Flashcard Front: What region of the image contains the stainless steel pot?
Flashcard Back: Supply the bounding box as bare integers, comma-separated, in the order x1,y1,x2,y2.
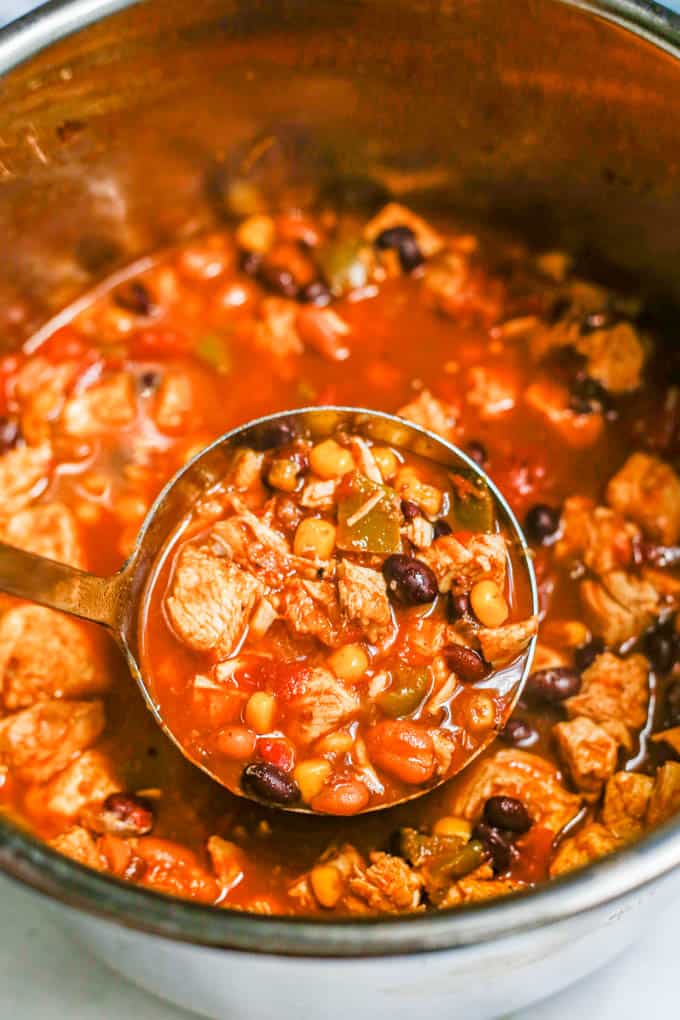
0,1,679,1016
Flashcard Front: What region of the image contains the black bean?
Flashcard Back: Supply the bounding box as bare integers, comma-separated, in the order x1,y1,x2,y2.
580,310,615,335
525,667,581,704
400,499,421,522
382,554,438,605
466,440,488,467
641,544,680,570
114,280,154,316
448,593,471,621
499,718,538,747
573,637,605,673
433,519,452,540
239,250,262,276
524,503,561,545
483,795,531,834
138,370,161,395
645,624,679,675
249,420,299,452
568,375,614,417
0,416,21,453
665,680,680,727
241,762,300,805
374,225,424,272
443,643,488,682
298,280,332,306
259,262,299,298
547,295,571,324
472,822,516,874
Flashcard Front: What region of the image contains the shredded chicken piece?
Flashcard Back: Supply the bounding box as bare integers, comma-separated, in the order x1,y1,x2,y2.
420,532,507,594
553,716,619,800
337,559,393,643
0,443,52,512
397,389,458,441
345,852,423,914
564,652,649,751
606,452,680,545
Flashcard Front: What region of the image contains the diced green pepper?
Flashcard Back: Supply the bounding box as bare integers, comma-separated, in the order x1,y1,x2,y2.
195,333,232,374
318,237,369,296
377,667,431,718
425,840,485,904
450,470,495,532
398,827,466,868
336,473,402,554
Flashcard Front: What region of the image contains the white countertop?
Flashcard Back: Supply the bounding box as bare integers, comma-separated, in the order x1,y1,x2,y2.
1,1,679,1016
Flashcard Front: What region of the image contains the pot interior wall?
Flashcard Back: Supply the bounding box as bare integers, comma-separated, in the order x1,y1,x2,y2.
0,0,679,338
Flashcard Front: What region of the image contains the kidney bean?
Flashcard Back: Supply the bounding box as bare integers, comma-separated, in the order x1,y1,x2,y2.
466,440,488,467
573,637,605,673
365,720,436,785
499,718,538,747
472,822,516,874
448,592,472,621
483,795,531,834
383,554,438,605
114,279,155,316
241,762,300,805
525,667,581,704
524,503,561,544
443,643,489,682
400,499,421,521
311,779,370,815
249,420,299,451
374,225,423,272
99,793,154,837
433,519,452,540
259,263,298,298
215,725,257,759
239,250,262,276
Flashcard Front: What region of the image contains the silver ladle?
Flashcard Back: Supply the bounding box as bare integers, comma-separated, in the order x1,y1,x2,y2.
0,407,538,813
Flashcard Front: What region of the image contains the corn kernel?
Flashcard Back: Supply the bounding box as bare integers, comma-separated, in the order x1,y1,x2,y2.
470,579,509,628
433,816,472,839
236,214,275,254
309,439,354,480
294,758,332,802
293,517,336,559
394,465,442,516
464,691,497,733
244,692,276,734
542,619,591,648
267,458,299,492
328,643,369,682
310,864,344,908
372,446,399,481
315,730,354,754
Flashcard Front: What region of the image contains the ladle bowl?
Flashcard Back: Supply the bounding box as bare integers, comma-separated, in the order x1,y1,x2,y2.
0,407,538,813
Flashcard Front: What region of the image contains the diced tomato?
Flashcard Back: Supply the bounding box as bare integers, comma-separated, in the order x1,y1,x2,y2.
257,737,295,773
512,825,555,883
39,325,89,362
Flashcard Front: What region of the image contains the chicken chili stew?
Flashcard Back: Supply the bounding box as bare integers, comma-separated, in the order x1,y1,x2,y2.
0,200,678,915
140,419,536,813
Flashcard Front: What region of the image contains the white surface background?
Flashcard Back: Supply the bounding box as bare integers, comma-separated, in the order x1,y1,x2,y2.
1,0,680,1016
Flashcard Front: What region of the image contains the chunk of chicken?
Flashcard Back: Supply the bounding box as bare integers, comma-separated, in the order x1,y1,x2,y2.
0,443,52,512
284,667,360,744
166,544,262,658
280,579,344,648
556,497,639,575
15,358,80,445
212,507,330,586
0,699,106,783
0,502,85,567
606,452,680,545
61,372,137,436
153,372,195,434
50,826,103,870
420,532,507,595
437,862,524,908
524,378,604,449
345,852,423,914
477,616,538,666
564,652,649,751
253,297,303,358
575,322,646,394
397,389,458,441
44,750,120,819
553,716,619,800
466,365,516,419
580,572,660,646
450,748,582,834
337,560,393,643
647,761,680,827
0,606,107,710
601,771,654,840
549,823,620,877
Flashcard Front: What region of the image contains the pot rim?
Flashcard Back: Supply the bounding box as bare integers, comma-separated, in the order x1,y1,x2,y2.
0,0,679,959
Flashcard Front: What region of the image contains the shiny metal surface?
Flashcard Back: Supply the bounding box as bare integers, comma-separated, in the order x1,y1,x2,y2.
0,0,678,980
0,407,539,811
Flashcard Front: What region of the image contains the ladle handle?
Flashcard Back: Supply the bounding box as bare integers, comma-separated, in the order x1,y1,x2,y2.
0,542,122,629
